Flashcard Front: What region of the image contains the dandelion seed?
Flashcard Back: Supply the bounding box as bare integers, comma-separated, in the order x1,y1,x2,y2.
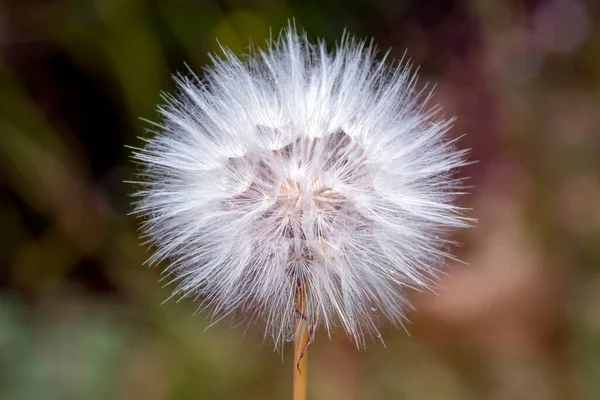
131,24,471,351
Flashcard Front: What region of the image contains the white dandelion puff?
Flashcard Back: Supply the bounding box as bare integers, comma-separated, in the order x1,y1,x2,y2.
131,25,471,348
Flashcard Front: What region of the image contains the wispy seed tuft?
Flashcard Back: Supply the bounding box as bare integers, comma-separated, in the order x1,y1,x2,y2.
131,25,471,348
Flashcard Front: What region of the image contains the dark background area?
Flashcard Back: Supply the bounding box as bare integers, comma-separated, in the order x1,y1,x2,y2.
1,0,599,399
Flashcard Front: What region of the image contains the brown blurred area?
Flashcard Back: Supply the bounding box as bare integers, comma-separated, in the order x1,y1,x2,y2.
1,1,599,399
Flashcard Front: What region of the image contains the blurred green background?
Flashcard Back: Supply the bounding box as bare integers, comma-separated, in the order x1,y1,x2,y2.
1,0,599,399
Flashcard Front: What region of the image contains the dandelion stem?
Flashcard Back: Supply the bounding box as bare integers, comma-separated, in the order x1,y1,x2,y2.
293,289,309,400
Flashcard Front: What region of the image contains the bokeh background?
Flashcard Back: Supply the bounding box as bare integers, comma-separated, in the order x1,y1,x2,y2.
1,0,599,399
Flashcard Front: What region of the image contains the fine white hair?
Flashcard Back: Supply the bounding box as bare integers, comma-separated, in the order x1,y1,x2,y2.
132,25,470,348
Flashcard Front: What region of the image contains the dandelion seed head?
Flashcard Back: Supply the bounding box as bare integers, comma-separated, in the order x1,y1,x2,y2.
132,25,471,348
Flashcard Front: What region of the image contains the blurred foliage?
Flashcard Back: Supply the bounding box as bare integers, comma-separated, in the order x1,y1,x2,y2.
1,0,600,399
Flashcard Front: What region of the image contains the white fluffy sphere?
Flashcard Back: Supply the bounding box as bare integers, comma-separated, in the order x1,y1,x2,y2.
132,26,470,347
